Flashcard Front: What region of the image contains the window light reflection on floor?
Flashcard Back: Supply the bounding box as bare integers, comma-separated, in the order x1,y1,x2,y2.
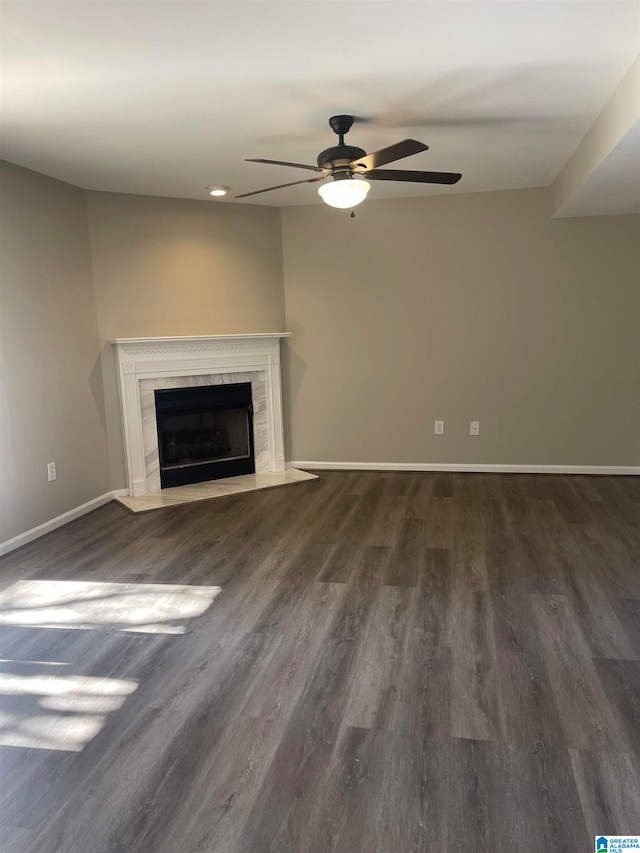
0,580,222,751
0,669,138,751
0,580,223,634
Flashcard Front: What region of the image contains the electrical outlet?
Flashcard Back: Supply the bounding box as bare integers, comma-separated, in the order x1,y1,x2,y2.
47,462,56,482
470,421,480,436
434,420,445,435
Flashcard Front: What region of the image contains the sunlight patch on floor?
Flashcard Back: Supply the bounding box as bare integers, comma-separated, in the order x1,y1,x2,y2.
0,580,223,633
0,580,223,750
0,667,138,751
0,659,69,667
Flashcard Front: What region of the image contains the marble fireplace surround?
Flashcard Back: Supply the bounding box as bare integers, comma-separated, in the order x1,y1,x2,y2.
111,334,291,498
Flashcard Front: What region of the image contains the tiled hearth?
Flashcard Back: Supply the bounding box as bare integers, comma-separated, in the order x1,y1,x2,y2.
116,468,317,513
111,334,316,511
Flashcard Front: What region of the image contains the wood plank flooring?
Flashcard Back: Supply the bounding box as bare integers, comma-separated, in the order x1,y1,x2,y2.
0,471,638,852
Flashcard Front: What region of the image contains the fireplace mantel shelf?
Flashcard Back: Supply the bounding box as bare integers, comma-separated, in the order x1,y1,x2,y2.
109,333,291,345
111,333,291,498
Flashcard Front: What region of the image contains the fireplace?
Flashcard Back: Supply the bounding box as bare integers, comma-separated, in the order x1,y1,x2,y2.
111,334,290,497
154,382,255,488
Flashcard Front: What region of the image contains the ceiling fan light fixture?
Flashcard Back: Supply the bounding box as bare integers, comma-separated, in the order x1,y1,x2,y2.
318,177,370,209
240,115,460,201
207,185,230,197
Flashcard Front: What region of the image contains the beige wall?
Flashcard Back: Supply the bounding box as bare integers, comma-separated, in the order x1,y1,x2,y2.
0,161,110,543
282,188,640,467
85,191,285,488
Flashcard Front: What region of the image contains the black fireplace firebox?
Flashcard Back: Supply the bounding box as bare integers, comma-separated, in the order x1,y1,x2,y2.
154,383,255,488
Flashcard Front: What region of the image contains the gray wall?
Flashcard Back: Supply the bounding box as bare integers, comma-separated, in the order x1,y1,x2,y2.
0,161,110,543
281,188,640,466
85,191,286,488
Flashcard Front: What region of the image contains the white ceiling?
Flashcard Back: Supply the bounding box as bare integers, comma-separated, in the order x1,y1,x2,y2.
1,1,638,206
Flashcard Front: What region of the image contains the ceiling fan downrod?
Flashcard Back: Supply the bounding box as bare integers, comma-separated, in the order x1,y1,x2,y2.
328,114,354,145
317,116,367,172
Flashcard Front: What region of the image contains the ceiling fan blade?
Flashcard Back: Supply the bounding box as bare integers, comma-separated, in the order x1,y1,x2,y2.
235,176,326,199
352,113,561,129
246,158,323,172
349,139,428,172
366,169,462,185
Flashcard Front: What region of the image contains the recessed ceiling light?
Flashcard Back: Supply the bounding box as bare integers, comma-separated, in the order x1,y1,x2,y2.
207,185,230,197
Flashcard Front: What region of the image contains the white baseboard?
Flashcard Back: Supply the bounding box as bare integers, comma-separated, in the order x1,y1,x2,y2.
0,489,130,558
289,461,640,476
4,461,637,559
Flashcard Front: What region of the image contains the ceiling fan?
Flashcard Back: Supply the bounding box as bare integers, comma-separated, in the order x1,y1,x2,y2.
235,114,462,209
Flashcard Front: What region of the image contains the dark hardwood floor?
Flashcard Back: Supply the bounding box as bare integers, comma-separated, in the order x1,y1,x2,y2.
0,471,638,852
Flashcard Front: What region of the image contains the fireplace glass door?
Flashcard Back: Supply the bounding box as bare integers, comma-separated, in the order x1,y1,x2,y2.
154,383,255,488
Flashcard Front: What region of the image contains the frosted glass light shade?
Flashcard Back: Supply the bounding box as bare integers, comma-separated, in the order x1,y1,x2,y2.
318,178,370,209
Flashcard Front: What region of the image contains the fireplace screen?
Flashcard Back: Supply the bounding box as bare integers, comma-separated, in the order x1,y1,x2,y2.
154,383,255,488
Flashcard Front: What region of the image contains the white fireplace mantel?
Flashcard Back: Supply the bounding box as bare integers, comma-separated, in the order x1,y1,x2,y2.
110,334,291,497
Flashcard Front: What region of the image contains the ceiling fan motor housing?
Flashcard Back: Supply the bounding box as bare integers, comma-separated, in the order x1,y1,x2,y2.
317,145,367,171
